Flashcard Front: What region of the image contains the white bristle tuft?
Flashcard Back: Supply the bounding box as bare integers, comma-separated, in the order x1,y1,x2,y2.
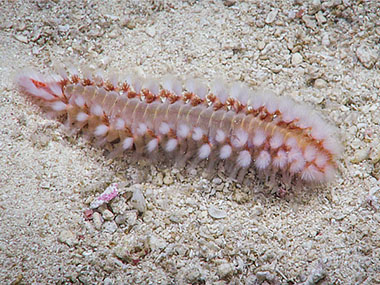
165,138,178,152
237,150,251,168
114,118,125,130
94,124,109,137
126,74,143,93
109,73,119,88
76,112,89,122
147,138,159,152
269,132,284,149
143,78,160,95
220,144,232,159
215,129,226,143
17,74,55,100
255,150,271,170
273,149,288,169
49,82,63,98
278,97,293,114
230,83,249,105
82,66,93,81
210,79,228,103
289,157,306,174
287,147,303,162
301,164,323,181
137,123,148,135
285,137,298,148
304,145,317,162
163,75,182,96
159,122,170,135
192,127,203,141
252,129,267,147
185,78,208,99
248,91,264,110
94,69,104,85
74,96,85,107
177,124,190,139
53,63,68,80
198,144,211,159
91,104,103,116
315,153,328,168
122,137,134,150
50,101,67,111
231,129,248,148
323,137,342,156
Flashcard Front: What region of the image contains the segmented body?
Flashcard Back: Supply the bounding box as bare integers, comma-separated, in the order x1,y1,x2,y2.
16,67,341,185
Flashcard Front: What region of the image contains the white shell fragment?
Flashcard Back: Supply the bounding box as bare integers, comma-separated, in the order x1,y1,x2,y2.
208,206,227,219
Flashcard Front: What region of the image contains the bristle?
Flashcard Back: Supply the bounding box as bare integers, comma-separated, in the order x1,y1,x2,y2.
143,78,160,95
114,118,125,130
136,123,148,135
147,138,159,152
185,78,208,99
94,124,109,137
74,96,85,108
76,112,89,122
220,144,232,159
304,145,317,162
163,75,182,96
177,124,190,139
273,149,288,169
269,132,284,149
159,122,170,135
252,129,267,147
255,150,271,170
215,129,226,143
122,137,134,150
198,144,211,159
50,101,67,111
192,127,203,141
231,129,248,148
91,105,103,117
165,138,178,152
237,150,251,168
210,79,228,103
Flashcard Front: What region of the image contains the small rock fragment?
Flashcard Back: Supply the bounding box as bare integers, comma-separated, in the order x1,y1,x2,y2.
302,15,317,30
305,264,326,285
208,206,227,219
314,78,327,89
356,45,378,69
351,149,369,164
130,187,147,213
58,230,78,247
14,34,28,43
217,262,233,278
291,52,303,65
163,173,174,185
102,209,114,221
265,9,279,24
148,235,167,251
223,0,236,7
316,11,327,24
103,221,118,233
93,212,103,230
145,26,156,37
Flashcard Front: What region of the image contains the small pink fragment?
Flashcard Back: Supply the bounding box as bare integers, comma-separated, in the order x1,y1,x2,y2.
90,183,119,209
84,209,94,220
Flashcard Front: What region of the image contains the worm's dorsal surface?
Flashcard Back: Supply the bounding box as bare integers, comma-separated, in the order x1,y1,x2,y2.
16,67,341,186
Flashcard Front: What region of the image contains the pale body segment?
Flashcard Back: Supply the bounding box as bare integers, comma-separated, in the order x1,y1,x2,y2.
16,68,341,185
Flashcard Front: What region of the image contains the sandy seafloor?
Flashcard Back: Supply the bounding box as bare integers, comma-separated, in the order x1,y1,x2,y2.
0,0,379,284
